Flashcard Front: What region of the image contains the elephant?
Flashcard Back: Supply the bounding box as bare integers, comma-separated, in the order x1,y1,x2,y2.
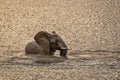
31,31,68,57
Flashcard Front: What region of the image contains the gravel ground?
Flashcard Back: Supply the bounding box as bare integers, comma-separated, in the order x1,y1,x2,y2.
0,51,120,80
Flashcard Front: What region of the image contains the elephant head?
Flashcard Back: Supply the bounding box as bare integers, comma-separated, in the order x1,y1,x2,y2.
34,31,68,57
50,31,68,56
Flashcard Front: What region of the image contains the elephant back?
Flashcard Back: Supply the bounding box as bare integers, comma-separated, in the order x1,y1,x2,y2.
25,41,43,54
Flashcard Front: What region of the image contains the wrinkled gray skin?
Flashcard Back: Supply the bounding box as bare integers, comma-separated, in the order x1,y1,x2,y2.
25,31,68,57
25,41,43,54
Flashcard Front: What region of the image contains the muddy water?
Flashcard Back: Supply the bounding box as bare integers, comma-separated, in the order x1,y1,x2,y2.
0,51,119,66
0,51,120,80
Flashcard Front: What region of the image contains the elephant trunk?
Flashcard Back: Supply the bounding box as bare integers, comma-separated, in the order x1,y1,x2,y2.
60,48,68,57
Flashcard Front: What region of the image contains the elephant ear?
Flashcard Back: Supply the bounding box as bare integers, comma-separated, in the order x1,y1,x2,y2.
38,38,50,55
34,31,52,55
34,31,52,44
